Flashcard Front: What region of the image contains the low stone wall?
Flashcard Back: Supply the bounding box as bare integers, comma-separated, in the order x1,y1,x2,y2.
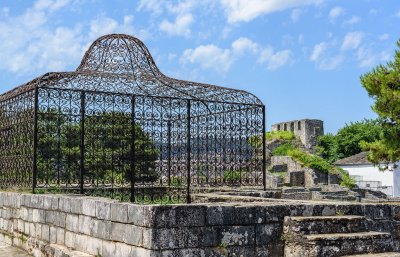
1,192,400,257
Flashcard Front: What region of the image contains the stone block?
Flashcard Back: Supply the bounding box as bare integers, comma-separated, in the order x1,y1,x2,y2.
50,226,57,243
206,205,235,226
70,197,83,214
335,204,363,216
90,219,111,240
233,205,266,225
102,240,117,257
56,227,65,245
82,236,103,256
41,224,50,242
114,242,133,257
96,200,111,220
32,209,46,223
78,215,92,235
255,223,282,246
66,214,79,232
111,202,128,223
392,205,400,221
110,222,143,246
127,204,153,227
204,226,255,247
59,197,71,213
81,198,96,217
364,204,392,220
148,205,206,228
65,230,75,248
43,195,59,210
145,227,205,250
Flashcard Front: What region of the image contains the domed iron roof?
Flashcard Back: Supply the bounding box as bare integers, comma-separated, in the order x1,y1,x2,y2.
0,34,263,106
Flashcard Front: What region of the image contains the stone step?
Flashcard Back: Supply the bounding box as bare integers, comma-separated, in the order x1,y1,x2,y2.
284,231,393,257
342,253,400,257
284,215,367,235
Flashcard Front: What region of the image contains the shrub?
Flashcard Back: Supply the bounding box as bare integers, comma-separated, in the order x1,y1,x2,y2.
272,143,296,156
223,170,241,182
265,130,296,141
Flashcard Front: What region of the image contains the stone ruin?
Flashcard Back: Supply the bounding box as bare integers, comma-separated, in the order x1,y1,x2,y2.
271,119,324,151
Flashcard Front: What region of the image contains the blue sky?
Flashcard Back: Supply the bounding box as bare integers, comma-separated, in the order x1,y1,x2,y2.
0,0,399,133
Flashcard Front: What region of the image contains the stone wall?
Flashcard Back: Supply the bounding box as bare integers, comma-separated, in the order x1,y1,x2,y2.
1,192,400,257
271,119,324,150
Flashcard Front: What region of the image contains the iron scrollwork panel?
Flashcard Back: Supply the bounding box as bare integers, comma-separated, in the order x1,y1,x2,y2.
0,90,35,188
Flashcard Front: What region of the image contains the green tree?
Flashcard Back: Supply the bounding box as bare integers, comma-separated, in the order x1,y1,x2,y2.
360,39,400,166
317,119,382,163
37,110,159,186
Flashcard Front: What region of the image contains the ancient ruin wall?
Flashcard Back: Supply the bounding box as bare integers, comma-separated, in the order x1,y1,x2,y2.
271,119,324,149
0,192,400,256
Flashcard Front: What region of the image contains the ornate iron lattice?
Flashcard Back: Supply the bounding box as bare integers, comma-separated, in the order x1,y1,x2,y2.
0,34,266,203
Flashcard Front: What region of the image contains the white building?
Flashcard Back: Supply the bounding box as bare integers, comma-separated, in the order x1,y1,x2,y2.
335,151,400,197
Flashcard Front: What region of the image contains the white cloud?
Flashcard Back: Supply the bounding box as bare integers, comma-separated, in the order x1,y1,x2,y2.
329,6,345,22
160,13,194,37
181,37,290,72
291,8,302,22
357,47,391,68
181,37,260,72
137,0,164,15
181,44,233,72
341,32,364,51
310,41,343,70
231,37,259,54
258,47,293,70
343,16,360,25
310,42,327,61
318,55,343,70
0,0,141,75
220,0,323,23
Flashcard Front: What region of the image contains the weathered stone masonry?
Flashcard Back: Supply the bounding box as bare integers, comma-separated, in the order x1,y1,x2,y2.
1,192,400,256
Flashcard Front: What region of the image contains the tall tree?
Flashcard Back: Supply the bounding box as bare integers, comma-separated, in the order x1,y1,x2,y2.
360,40,400,166
317,119,382,163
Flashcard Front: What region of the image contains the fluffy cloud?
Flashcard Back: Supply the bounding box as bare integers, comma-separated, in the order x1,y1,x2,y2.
310,42,327,62
181,37,291,72
328,6,345,22
357,47,391,68
341,32,364,51
220,0,323,23
0,0,139,75
343,16,360,25
231,37,259,54
137,0,164,15
318,55,343,70
160,13,194,37
181,44,233,72
310,42,343,70
258,47,293,70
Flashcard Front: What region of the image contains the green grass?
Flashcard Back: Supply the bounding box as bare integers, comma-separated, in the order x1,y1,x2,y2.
265,130,296,141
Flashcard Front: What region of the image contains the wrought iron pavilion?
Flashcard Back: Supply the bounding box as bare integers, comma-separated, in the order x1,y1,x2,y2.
0,34,266,203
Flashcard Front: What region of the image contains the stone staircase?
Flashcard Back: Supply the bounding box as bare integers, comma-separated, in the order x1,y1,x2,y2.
283,215,398,257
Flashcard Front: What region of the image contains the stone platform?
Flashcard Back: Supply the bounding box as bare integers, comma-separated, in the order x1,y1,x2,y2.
0,192,400,256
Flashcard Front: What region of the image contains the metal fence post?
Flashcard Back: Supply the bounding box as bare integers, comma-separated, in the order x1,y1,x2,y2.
79,91,85,195
186,100,191,203
32,87,39,194
262,105,266,191
130,95,136,202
